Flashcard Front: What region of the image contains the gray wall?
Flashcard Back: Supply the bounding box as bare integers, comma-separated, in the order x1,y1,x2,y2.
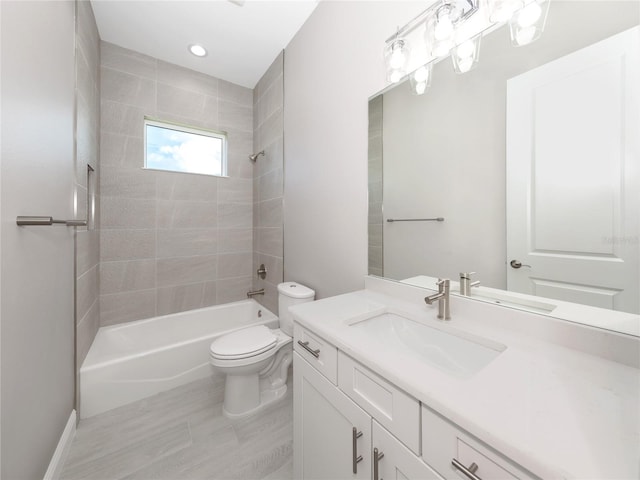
99,42,255,326
252,52,285,314
75,0,101,371
1,1,76,478
283,1,426,298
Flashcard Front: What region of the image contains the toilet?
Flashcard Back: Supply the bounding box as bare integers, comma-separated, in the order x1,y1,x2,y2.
209,282,315,418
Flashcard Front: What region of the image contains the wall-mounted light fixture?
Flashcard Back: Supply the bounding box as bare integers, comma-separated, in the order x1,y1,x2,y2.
384,0,551,94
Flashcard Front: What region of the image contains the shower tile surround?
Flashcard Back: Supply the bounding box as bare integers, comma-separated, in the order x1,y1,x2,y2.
75,0,101,365
252,52,285,314
99,42,264,326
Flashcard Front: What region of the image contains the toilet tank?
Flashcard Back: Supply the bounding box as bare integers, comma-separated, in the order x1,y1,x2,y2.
278,282,315,336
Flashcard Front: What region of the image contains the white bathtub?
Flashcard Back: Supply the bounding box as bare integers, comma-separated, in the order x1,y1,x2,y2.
80,299,278,418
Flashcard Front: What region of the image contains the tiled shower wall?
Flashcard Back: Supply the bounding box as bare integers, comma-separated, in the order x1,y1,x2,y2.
75,0,101,364
252,53,285,314
99,42,254,326
368,94,383,277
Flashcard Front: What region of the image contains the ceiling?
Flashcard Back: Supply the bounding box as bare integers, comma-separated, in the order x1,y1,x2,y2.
90,0,319,89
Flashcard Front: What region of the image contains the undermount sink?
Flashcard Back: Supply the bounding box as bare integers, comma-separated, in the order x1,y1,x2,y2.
349,312,505,378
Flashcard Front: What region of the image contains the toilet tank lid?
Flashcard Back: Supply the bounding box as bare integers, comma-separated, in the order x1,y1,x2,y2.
278,282,315,299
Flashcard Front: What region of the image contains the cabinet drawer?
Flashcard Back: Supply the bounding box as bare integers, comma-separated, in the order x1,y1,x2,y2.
338,351,420,455
294,323,338,384
422,406,537,480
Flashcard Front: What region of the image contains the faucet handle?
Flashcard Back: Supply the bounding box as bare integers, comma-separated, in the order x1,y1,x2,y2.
459,272,476,280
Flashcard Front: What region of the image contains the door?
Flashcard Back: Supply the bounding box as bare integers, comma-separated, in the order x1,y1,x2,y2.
294,353,372,480
1,1,76,478
506,26,639,313
372,421,443,480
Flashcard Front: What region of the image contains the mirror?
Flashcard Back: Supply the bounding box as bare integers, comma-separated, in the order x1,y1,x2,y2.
368,1,640,335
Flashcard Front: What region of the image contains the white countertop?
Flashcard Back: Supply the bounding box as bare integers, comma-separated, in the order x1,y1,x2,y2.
290,280,640,480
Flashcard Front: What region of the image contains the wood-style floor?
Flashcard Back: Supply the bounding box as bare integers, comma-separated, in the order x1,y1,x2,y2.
61,376,293,480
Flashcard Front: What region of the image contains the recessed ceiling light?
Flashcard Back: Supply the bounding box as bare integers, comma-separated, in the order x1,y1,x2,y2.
189,44,207,57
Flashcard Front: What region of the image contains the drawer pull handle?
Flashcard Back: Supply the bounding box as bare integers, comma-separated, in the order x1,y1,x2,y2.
452,459,482,480
352,427,363,473
297,340,320,358
373,447,384,480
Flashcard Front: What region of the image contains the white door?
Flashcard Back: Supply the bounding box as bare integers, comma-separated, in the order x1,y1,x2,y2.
293,353,372,480
506,26,639,314
1,1,76,477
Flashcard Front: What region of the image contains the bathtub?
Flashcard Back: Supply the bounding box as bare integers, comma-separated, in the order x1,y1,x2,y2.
80,299,278,418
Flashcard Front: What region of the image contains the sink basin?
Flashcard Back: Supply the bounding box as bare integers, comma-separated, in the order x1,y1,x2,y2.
350,312,505,378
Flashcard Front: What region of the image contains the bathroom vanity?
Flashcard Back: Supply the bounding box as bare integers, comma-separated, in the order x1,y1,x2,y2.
291,276,639,479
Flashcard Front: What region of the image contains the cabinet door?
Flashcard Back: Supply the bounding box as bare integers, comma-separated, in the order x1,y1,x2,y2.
294,352,372,480
373,421,443,480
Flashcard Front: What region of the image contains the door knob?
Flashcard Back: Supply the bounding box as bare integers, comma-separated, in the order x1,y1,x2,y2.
510,259,531,269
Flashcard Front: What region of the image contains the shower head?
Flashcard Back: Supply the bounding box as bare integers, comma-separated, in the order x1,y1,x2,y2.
249,150,265,162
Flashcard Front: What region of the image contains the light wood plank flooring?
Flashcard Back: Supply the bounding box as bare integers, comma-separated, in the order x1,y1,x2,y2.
61,376,293,480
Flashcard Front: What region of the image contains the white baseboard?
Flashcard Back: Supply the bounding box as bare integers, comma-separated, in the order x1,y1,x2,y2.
43,409,76,480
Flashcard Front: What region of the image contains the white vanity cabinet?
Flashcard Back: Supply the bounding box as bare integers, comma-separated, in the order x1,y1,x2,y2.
294,325,542,480
294,352,443,480
294,352,372,480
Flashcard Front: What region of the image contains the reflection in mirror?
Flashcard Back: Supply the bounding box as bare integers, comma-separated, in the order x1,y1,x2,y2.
368,1,640,335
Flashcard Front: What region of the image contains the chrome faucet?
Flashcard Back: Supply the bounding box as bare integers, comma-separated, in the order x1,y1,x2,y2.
459,272,480,296
246,289,265,298
424,278,451,320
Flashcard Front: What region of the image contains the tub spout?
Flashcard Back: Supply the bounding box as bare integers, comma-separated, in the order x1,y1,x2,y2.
247,289,265,298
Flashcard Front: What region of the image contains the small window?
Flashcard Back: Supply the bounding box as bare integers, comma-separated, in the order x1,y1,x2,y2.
144,118,227,176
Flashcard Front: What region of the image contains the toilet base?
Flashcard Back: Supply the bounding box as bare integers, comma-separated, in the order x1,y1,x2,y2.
220,343,293,419
222,380,289,419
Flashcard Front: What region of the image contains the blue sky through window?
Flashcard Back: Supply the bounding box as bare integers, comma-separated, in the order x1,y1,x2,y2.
145,122,225,176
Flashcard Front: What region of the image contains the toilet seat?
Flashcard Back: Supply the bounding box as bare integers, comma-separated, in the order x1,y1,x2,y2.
210,325,277,360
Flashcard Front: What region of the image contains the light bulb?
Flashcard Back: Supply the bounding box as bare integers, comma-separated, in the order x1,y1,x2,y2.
432,39,453,57
414,81,427,95
389,69,403,83
515,26,537,45
413,66,430,83
517,1,542,27
389,47,405,70
455,40,475,59
456,57,474,73
434,13,454,41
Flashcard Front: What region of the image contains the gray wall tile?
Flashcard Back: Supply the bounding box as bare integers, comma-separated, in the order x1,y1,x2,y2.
218,228,252,254
100,290,157,326
101,67,155,109
100,229,156,261
101,42,157,80
157,60,218,96
100,260,156,295
156,283,205,316
77,265,99,322
77,299,100,367
216,276,253,305
156,255,218,288
101,196,156,229
217,253,253,279
157,229,218,258
156,200,218,229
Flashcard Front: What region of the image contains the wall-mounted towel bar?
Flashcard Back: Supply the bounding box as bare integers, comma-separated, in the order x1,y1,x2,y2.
16,216,87,227
386,217,444,223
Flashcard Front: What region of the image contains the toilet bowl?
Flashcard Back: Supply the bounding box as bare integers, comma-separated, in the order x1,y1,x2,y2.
210,282,315,418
